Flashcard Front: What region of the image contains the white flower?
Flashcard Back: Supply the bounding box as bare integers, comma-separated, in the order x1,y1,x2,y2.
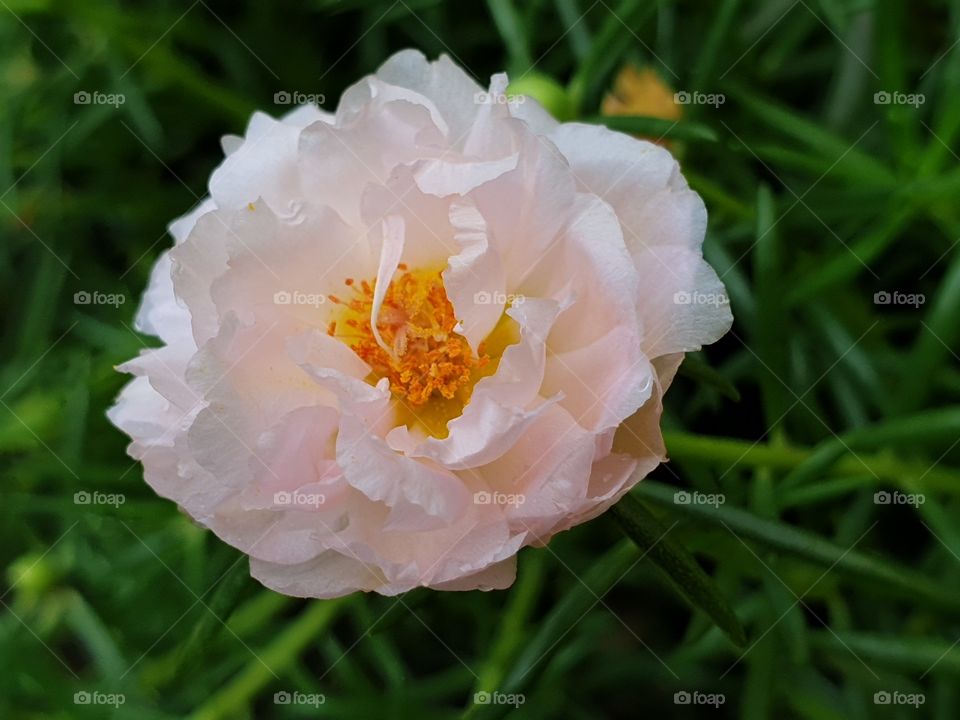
109,50,731,597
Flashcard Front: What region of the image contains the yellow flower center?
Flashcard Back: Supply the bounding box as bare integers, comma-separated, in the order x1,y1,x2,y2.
328,266,516,438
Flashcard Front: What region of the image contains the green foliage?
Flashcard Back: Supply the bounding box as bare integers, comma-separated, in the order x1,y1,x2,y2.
2,0,959,717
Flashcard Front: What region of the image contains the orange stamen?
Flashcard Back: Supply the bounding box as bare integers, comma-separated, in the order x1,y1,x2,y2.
337,269,488,406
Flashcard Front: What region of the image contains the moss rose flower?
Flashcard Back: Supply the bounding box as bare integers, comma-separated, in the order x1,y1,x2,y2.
109,50,732,597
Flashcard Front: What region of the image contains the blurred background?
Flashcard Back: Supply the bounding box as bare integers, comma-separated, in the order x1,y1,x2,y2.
2,0,960,717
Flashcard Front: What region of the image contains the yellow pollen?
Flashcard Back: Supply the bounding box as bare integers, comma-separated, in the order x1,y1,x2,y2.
329,268,490,414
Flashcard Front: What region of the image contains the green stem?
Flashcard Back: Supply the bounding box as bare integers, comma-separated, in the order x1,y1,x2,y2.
633,481,960,614
190,598,348,720
467,550,547,714
663,431,960,493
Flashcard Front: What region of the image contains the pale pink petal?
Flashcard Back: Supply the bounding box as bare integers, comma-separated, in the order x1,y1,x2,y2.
369,215,406,354
431,557,517,592
369,49,485,142
336,411,471,532
393,297,561,469
632,245,733,357
209,112,309,212
413,153,519,197
250,552,383,598
441,201,505,352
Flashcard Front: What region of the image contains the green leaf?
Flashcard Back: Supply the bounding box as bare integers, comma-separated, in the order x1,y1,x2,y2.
370,586,431,634
634,480,960,614
190,598,349,720
662,430,960,495
918,49,960,176
466,550,547,715
553,0,591,60
786,206,914,304
677,353,741,401
753,183,791,426
811,631,960,675
782,407,960,488
491,540,641,704
691,0,742,91
63,590,128,679
728,87,897,187
172,555,254,676
486,0,533,74
569,0,656,114
780,476,874,509
612,494,747,647
898,250,960,412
